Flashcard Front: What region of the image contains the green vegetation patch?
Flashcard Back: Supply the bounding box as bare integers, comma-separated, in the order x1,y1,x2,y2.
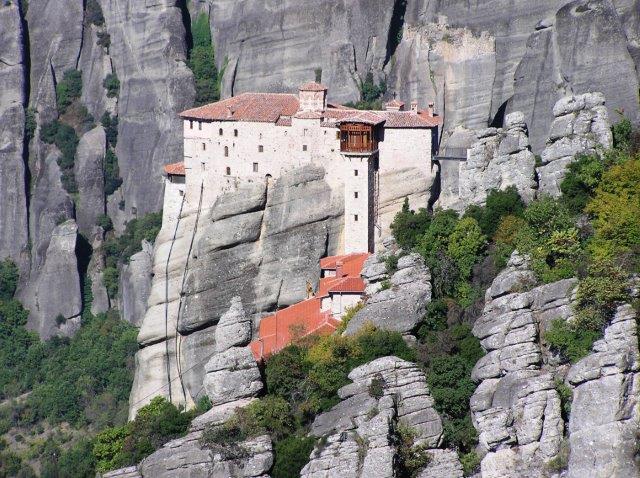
188,13,220,106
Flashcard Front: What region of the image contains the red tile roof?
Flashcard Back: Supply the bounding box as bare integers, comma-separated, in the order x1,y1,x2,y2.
249,253,369,360
336,111,386,126
163,162,185,176
385,99,405,108
299,81,327,92
180,93,300,123
294,110,324,120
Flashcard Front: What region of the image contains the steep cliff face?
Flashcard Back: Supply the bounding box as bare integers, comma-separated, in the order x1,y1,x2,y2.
0,3,28,269
129,165,344,417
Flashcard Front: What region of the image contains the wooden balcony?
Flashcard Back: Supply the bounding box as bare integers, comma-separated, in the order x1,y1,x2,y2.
340,123,379,154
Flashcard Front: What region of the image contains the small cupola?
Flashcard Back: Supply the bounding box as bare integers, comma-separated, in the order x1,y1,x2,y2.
384,98,405,111
298,81,328,112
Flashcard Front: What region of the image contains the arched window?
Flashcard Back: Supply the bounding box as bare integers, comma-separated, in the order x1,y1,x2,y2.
226,166,231,175
224,146,229,157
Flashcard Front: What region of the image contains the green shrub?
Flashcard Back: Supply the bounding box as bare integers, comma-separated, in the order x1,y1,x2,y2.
100,112,118,147
86,0,104,26
25,107,36,142
93,424,129,472
56,70,83,114
96,31,111,49
240,397,295,441
460,451,481,476
102,266,119,300
367,374,386,399
188,13,219,106
97,214,113,232
380,279,391,290
447,216,486,281
0,259,19,300
103,73,120,98
545,439,570,472
560,153,604,214
40,120,80,194
394,424,431,478
104,149,122,196
344,71,386,110
271,436,315,478
415,299,448,339
544,319,599,363
555,380,572,421
390,197,431,249
464,186,524,237
385,254,399,274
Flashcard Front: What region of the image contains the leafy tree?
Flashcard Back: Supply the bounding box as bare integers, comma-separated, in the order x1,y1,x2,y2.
560,154,605,214
544,319,600,363
344,71,387,110
100,112,118,147
56,70,83,114
417,209,459,262
103,73,120,98
0,260,19,300
390,197,431,249
86,0,104,26
104,149,122,196
40,120,80,194
447,216,486,281
271,436,316,478
464,186,524,237
188,13,219,106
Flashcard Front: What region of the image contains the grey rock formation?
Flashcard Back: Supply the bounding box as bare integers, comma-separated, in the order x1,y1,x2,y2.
100,0,195,227
211,0,397,103
118,240,153,326
202,298,262,407
111,423,273,478
537,92,613,197
0,3,28,267
508,0,640,153
565,303,640,478
302,356,462,478
75,126,106,236
457,112,537,208
345,252,431,335
24,220,82,339
470,252,573,477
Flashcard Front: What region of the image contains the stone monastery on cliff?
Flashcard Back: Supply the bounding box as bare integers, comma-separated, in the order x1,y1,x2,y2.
163,81,440,254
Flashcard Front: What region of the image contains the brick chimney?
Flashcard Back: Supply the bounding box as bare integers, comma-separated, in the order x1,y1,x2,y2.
410,101,418,113
298,81,328,111
427,102,434,117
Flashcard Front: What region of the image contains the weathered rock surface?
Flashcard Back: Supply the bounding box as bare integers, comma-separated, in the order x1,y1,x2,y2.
75,126,106,236
0,2,28,267
565,303,640,478
345,252,431,335
508,0,640,153
202,298,262,407
302,356,462,478
23,220,83,339
470,252,572,477
537,92,613,197
211,0,397,103
118,240,153,326
100,0,195,227
457,112,537,209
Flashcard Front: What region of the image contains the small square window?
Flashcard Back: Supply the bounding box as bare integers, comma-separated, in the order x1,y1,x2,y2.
198,122,202,130
201,162,205,171
354,169,358,176
336,131,340,140
303,145,308,152
201,143,206,151
234,129,238,137
189,120,193,129
354,214,358,222
226,166,231,175
354,191,359,199
253,162,259,172
258,145,264,153
303,128,308,136
219,128,223,136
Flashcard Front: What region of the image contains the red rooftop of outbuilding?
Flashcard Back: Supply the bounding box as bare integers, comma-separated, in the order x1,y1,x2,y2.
163,161,185,176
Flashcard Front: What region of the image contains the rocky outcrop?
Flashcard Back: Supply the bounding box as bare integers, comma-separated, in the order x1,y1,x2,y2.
470,252,572,477
457,112,537,209
537,92,613,197
130,165,343,416
202,298,263,407
23,220,83,339
0,2,28,267
302,356,462,478
100,0,195,227
565,303,640,478
75,126,106,236
211,0,397,103
345,252,432,336
508,0,640,153
118,240,153,326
